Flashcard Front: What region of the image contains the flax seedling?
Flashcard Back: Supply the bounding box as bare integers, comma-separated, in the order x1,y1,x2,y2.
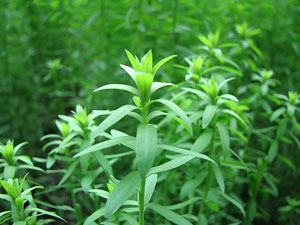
74,50,215,225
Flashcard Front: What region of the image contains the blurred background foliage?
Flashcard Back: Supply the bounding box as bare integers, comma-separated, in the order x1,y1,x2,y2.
1,0,300,148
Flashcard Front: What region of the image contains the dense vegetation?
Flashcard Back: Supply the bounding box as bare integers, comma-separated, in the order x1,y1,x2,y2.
1,0,300,224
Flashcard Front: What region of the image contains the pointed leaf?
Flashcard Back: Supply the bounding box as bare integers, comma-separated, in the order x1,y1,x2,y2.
94,84,138,95
152,55,177,76
147,203,192,225
202,105,217,129
92,105,137,138
136,124,157,178
105,171,141,217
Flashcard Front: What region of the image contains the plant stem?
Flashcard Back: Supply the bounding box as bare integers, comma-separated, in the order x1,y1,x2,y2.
139,178,146,225
197,128,215,225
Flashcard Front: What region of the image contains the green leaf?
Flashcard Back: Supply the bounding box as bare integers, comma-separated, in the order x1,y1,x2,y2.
4,166,16,180
135,72,153,102
94,84,139,95
0,181,18,200
147,203,192,225
180,172,207,199
136,124,157,178
221,109,248,129
158,144,216,164
25,208,66,222
213,165,225,192
125,49,142,71
105,171,141,217
217,122,230,156
141,49,153,73
84,208,105,225
152,55,177,76
148,155,194,175
144,174,157,204
121,213,139,225
191,130,213,153
267,140,278,163
81,171,96,193
202,105,217,129
58,160,79,186
150,82,174,95
154,99,192,135
94,151,113,176
92,105,137,138
270,107,286,122
221,192,245,217
277,154,296,171
74,136,135,158
120,64,137,84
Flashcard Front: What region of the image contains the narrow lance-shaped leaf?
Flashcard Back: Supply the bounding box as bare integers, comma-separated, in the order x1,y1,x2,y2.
125,49,142,71
74,136,135,158
267,140,278,163
105,171,141,217
148,155,194,176
202,105,217,129
217,122,230,156
191,130,213,153
92,105,137,138
94,84,139,95
147,203,192,225
152,55,177,76
154,99,193,135
136,124,157,178
144,174,158,204
213,165,225,193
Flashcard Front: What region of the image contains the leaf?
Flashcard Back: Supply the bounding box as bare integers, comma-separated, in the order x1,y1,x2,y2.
121,213,139,225
25,208,66,222
58,160,79,186
154,99,192,135
202,105,217,129
105,171,141,217
84,208,105,225
220,192,245,217
270,107,286,122
148,155,194,175
94,151,113,176
74,136,135,158
136,124,157,178
217,122,230,156
4,166,16,180
158,144,216,164
94,84,139,95
81,171,97,193
267,140,278,163
144,174,157,204
120,64,136,84
147,203,192,225
125,49,142,71
182,87,211,103
150,82,174,95
141,49,153,73
191,130,213,153
277,154,296,171
152,55,177,76
92,105,137,138
213,165,225,192
221,109,248,129
180,172,207,199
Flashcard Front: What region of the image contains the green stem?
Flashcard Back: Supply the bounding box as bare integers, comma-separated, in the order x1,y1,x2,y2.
65,148,81,221
139,179,146,225
197,128,215,225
